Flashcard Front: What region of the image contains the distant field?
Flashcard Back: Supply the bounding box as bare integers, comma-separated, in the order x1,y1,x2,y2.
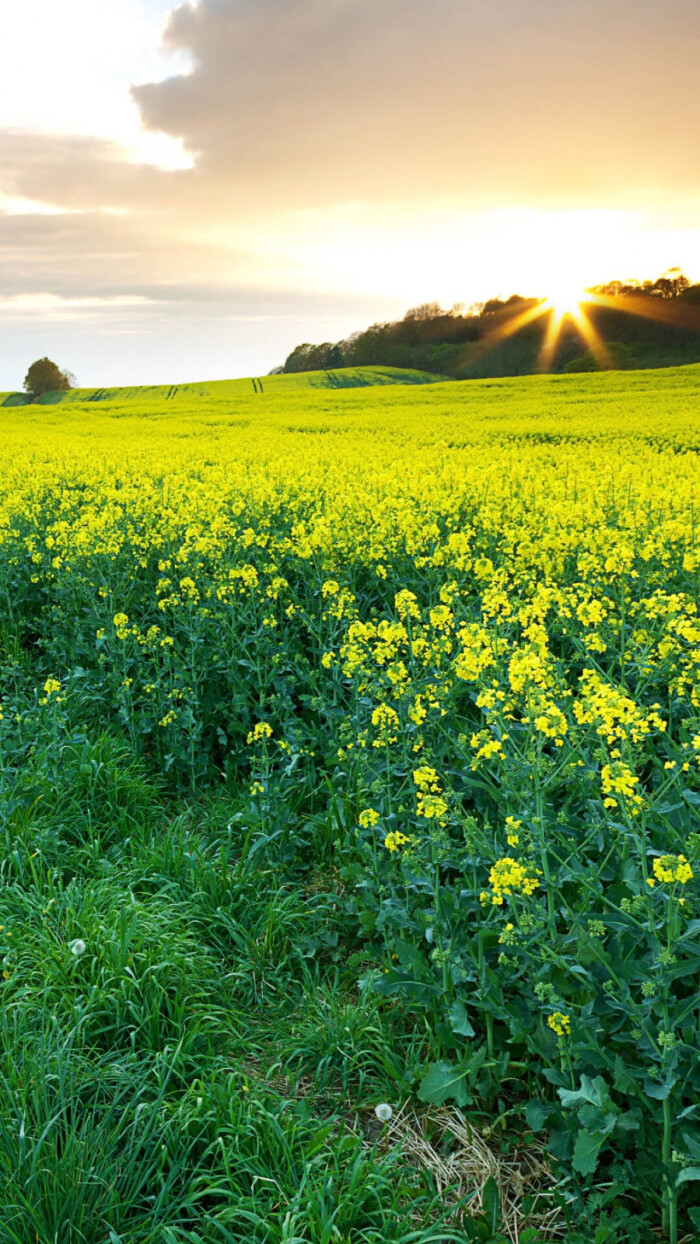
0,363,446,407
0,362,699,1243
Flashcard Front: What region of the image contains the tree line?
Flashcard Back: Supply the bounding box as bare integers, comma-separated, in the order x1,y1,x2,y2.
278,270,700,378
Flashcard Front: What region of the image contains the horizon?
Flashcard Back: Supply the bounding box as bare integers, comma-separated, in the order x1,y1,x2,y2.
2,0,700,388
6,276,699,395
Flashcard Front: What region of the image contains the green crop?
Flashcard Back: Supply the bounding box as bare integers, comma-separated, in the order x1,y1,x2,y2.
0,362,699,1241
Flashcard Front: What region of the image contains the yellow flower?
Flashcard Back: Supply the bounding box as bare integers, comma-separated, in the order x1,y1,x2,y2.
413,766,441,792
547,1012,571,1037
371,703,400,746
384,831,410,853
394,589,420,621
359,808,380,828
487,857,541,903
247,722,273,743
652,854,693,885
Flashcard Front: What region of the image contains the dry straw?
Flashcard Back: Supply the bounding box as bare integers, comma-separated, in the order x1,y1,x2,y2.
363,1101,564,1243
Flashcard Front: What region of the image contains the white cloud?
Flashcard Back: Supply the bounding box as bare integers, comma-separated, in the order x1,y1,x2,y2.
0,192,79,216
0,293,159,319
0,0,191,168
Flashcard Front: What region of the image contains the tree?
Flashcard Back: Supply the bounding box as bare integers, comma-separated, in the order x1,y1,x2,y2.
403,302,444,321
23,357,72,399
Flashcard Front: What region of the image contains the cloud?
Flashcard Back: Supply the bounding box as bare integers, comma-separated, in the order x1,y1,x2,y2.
0,131,171,213
1,0,190,167
131,0,700,207
3,1,699,237
0,0,698,387
0,293,159,321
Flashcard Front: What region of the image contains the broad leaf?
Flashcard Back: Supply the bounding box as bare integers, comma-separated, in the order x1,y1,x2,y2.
572,1128,606,1176
448,999,476,1038
643,1071,677,1101
559,1074,611,1111
676,1166,700,1187
526,1099,553,1131
418,1060,473,1107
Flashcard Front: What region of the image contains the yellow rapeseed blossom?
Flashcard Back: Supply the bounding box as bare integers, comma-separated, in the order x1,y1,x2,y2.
547,1012,571,1037
384,830,411,853
652,854,694,885
359,808,380,828
371,703,400,746
485,857,542,905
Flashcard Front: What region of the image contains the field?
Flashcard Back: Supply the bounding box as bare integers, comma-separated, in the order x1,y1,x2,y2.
0,362,699,1243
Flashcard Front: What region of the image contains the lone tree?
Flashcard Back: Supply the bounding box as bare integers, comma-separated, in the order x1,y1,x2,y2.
23,357,72,400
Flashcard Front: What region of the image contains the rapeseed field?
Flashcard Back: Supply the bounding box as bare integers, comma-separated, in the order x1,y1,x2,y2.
0,364,698,1243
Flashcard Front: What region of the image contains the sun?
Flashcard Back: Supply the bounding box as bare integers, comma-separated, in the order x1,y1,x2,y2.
546,281,588,318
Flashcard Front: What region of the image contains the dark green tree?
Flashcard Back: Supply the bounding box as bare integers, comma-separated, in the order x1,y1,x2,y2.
23,357,72,399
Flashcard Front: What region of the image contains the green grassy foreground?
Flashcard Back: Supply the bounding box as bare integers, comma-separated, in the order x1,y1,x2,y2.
0,363,699,1243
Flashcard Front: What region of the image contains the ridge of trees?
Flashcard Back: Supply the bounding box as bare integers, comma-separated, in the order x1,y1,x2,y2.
279,270,700,378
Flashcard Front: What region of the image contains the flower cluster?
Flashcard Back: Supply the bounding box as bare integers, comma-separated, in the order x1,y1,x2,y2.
649,854,694,886
482,857,542,906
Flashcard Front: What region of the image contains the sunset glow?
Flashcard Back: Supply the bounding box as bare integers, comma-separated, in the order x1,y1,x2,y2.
0,0,699,384
546,285,588,319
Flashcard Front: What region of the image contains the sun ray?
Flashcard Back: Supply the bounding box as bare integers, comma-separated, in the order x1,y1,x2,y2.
460,299,549,369
538,306,565,371
568,304,613,369
588,291,700,332
457,271,694,377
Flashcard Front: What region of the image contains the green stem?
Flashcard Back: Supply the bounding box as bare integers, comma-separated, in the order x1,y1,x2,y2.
662,1095,677,1244
533,750,555,935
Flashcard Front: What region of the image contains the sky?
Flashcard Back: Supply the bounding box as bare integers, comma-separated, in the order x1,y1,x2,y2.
1,0,699,387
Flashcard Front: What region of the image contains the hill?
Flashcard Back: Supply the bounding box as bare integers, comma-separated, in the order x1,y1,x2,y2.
279,277,700,380
0,364,445,408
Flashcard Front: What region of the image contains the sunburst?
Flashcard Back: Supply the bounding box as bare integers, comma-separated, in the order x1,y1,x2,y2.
537,293,612,370
463,286,617,373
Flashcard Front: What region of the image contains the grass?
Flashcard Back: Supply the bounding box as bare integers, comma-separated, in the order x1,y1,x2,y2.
0,748,466,1243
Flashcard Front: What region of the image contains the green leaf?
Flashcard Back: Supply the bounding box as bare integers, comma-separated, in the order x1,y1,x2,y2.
559,1075,611,1111
526,1099,554,1131
682,1130,700,1158
572,1128,606,1176
482,1174,501,1231
578,1105,617,1134
374,969,440,1002
613,1055,637,1095
418,1060,473,1107
617,1108,642,1132
643,1071,677,1101
654,799,683,814
676,1166,700,1186
448,999,475,1038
